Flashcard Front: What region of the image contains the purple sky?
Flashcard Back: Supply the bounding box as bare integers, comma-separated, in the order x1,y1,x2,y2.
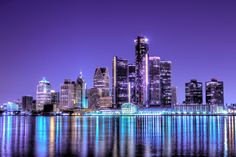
0,0,236,104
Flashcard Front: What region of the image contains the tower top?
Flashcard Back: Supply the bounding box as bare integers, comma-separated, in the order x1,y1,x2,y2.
39,77,50,84
134,36,149,44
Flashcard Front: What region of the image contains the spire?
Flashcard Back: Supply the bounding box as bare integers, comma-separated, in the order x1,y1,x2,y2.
79,71,83,78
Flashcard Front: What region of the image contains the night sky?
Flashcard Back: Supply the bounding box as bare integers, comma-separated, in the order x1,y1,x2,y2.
0,0,236,105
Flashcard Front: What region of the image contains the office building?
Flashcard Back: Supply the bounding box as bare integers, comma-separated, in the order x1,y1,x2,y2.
36,77,51,111
148,56,161,106
60,79,76,110
112,56,129,108
88,88,101,109
22,96,33,111
160,61,172,106
206,79,224,105
134,36,149,107
94,67,110,97
51,90,60,107
128,64,136,104
91,67,112,109
185,79,203,104
171,86,177,105
75,72,88,109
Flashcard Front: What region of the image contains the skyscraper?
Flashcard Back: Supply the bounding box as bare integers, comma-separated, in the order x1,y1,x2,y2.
75,72,87,109
160,61,172,106
51,90,60,107
148,56,161,106
22,96,33,111
112,56,128,108
91,67,112,109
206,79,224,105
185,79,203,104
128,64,136,104
171,86,177,105
36,77,51,111
88,88,101,109
94,67,110,97
60,79,76,110
134,36,149,107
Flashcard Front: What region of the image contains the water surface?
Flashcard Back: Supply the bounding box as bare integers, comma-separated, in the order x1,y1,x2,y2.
0,116,235,156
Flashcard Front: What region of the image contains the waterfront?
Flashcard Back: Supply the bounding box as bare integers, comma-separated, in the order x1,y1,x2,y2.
0,116,236,156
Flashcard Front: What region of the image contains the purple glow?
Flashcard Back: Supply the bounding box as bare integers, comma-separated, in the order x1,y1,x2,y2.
0,0,236,104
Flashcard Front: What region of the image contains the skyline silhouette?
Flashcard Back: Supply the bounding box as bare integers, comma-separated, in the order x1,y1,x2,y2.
0,0,236,104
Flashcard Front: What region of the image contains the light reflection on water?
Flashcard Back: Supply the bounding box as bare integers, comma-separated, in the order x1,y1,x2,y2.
0,116,236,156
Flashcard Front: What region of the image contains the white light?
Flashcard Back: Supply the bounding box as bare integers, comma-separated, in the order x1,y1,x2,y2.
144,38,149,42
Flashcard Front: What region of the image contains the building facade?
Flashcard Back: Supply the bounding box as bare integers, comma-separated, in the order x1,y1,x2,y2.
88,88,101,109
134,36,149,107
51,90,60,105
171,86,177,105
94,67,110,97
128,64,136,104
160,61,172,106
148,56,161,106
206,79,224,105
75,72,87,109
91,67,112,109
185,79,203,104
112,56,129,108
60,79,76,110
36,77,51,111
22,96,33,111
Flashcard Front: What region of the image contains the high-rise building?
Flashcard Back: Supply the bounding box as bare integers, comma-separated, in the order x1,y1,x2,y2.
36,77,51,111
134,36,149,107
206,79,224,105
75,72,88,109
171,86,177,105
128,64,136,104
88,88,101,109
160,61,172,106
22,96,33,111
91,67,112,109
60,79,76,110
112,56,128,108
94,67,110,97
148,56,161,106
185,79,203,104
51,90,60,106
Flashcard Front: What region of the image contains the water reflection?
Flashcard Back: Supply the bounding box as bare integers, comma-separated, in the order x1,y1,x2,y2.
0,116,236,156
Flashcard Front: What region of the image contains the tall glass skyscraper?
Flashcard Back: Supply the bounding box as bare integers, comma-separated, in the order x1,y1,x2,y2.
160,61,172,106
134,36,149,107
112,56,128,108
206,79,224,105
185,79,203,104
148,56,161,106
36,77,51,111
75,72,87,109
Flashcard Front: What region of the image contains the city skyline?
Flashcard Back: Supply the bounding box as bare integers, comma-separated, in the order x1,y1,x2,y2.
1,0,236,105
